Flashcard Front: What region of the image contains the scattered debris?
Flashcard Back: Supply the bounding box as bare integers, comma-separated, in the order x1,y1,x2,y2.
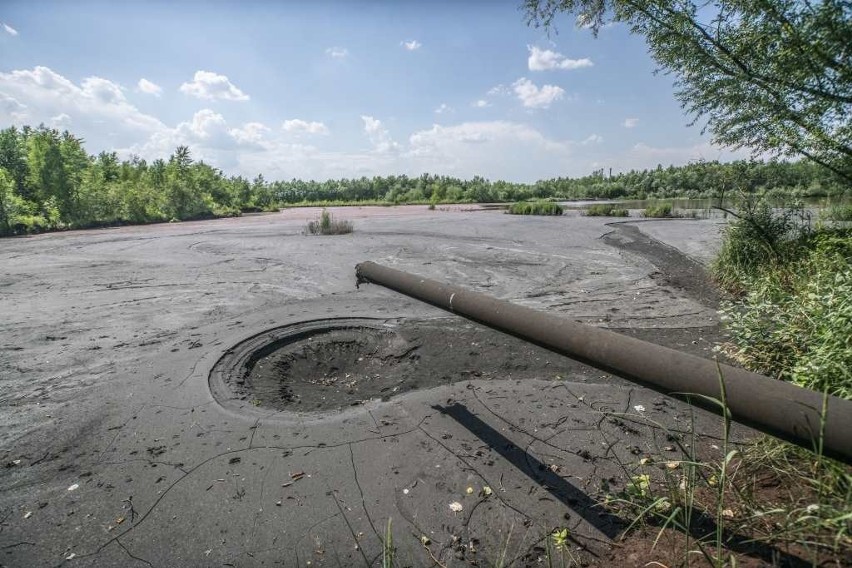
67,484,79,491
23,511,32,519
634,405,646,412
449,501,463,513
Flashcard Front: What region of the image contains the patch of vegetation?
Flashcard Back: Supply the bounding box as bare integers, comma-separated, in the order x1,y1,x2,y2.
823,203,852,222
642,203,673,218
584,203,629,217
603,394,851,567
507,201,563,216
718,228,851,398
305,209,353,235
711,201,812,294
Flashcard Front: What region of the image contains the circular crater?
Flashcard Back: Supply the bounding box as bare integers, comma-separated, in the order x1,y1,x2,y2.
210,317,577,413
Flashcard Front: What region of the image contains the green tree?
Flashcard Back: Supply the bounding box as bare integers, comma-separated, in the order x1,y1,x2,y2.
0,127,29,199
0,168,16,234
524,0,852,184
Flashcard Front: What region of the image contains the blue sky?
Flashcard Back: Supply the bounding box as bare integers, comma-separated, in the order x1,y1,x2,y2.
0,1,748,182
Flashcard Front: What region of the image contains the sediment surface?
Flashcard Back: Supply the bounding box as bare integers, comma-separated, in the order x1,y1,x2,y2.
0,207,739,566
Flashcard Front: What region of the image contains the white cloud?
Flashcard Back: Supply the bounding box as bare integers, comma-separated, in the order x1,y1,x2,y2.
623,118,639,128
3,23,18,36
130,110,272,170
402,40,422,51
137,78,162,97
487,84,511,97
528,46,593,71
0,92,26,115
361,115,398,153
582,134,603,145
434,103,452,114
512,78,565,109
282,119,329,135
81,76,126,105
472,99,490,108
326,47,349,59
230,122,270,145
0,66,165,138
50,113,72,129
406,121,573,180
179,70,249,101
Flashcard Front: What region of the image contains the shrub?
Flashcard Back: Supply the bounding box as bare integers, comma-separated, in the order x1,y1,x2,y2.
584,203,629,217
507,201,563,215
305,209,353,235
720,229,852,398
642,203,673,218
712,202,810,292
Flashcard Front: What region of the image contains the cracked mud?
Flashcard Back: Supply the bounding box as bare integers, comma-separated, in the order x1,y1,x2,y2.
0,207,744,567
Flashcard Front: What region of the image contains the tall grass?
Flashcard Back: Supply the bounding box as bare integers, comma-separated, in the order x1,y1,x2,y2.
507,201,564,216
718,229,851,397
305,208,354,235
642,203,673,218
584,204,629,217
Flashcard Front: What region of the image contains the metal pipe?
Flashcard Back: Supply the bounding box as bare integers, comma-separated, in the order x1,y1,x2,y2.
355,261,852,464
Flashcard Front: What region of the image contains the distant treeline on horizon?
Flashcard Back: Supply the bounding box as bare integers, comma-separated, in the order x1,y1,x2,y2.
1,124,848,236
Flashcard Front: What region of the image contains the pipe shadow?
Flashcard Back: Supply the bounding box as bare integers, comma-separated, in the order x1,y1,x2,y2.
432,402,622,540
433,403,816,567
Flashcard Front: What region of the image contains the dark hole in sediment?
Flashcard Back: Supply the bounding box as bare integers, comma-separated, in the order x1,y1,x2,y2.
218,318,582,412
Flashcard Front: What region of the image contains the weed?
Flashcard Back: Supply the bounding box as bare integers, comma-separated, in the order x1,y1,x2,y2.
507,201,564,216
601,358,850,566
718,229,851,397
382,518,394,568
584,203,629,217
642,203,673,218
305,209,354,235
823,203,852,222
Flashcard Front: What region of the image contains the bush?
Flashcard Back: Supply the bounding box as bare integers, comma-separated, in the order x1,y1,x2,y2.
305,209,353,235
642,203,673,218
507,201,563,215
712,203,810,292
720,229,852,398
584,203,629,217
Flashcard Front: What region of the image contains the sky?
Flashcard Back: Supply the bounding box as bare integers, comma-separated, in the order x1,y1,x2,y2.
0,1,750,183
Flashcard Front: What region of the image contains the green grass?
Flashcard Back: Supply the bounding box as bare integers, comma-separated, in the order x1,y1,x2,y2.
305,209,354,235
642,203,673,218
584,203,629,217
718,228,851,397
823,203,852,222
507,201,564,216
601,366,850,566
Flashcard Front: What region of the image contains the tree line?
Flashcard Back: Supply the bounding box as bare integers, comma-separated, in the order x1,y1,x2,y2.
0,124,847,236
